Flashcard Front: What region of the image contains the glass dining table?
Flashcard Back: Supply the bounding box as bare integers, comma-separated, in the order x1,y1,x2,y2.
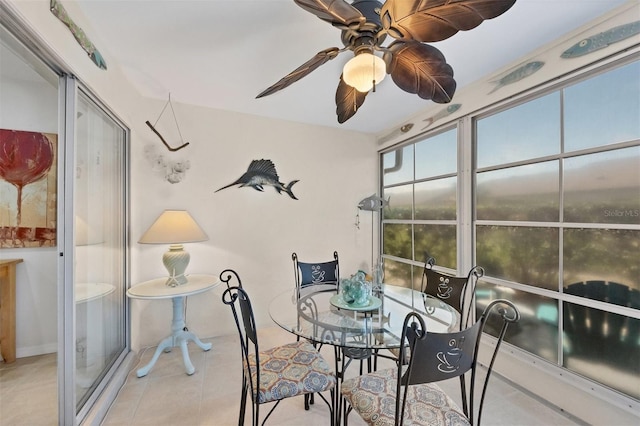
268,284,459,423
269,284,458,350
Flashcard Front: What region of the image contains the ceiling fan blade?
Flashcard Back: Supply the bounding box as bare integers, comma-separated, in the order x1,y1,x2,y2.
294,0,365,28
381,0,517,42
336,74,368,123
256,47,341,98
384,41,456,103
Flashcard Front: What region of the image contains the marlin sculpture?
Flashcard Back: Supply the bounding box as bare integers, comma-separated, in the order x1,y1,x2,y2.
215,159,299,200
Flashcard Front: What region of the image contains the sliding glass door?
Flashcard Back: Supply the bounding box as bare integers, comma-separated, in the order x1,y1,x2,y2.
73,88,128,412
59,77,130,424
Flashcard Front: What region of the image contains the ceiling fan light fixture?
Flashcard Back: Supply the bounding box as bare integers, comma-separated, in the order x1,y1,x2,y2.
343,52,386,93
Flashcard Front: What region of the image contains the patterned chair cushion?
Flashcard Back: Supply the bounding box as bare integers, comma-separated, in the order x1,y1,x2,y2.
341,368,469,426
247,340,336,404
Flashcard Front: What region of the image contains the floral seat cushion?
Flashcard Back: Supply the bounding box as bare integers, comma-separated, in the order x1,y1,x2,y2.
247,340,335,404
341,367,469,426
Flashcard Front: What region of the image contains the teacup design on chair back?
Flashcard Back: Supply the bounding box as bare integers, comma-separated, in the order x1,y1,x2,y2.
436,276,453,299
421,255,484,329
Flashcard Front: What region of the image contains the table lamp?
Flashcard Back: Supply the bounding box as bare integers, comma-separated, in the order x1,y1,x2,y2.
138,210,208,286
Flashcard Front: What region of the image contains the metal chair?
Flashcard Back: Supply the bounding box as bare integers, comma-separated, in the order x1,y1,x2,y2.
292,251,343,409
388,256,484,365
421,255,485,330
342,299,520,426
220,270,336,426
291,251,373,404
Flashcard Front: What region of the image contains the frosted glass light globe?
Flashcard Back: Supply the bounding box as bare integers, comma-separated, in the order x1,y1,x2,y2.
343,53,386,93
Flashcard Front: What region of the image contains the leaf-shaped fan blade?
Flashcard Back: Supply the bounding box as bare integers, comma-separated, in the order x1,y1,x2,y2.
384,41,456,103
294,0,365,27
256,47,341,98
336,74,368,123
381,0,517,42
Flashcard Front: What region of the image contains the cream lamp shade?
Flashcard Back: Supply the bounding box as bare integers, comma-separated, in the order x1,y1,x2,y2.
343,52,386,93
138,210,208,286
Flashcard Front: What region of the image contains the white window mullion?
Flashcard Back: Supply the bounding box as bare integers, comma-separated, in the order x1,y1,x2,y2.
458,116,474,275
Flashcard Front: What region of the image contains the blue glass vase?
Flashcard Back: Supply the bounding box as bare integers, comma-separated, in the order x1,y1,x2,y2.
341,272,371,307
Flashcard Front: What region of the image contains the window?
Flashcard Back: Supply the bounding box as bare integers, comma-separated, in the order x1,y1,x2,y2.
476,93,560,168
476,161,559,222
563,62,640,151
381,127,459,286
379,59,639,401
475,60,639,399
564,148,640,224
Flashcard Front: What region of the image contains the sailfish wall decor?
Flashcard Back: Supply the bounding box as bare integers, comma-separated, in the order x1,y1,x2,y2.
215,159,299,200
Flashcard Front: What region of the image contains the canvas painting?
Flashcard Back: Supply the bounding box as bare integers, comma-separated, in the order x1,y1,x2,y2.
0,129,57,248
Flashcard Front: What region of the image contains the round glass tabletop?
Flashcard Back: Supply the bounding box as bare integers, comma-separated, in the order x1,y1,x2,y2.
269,285,458,350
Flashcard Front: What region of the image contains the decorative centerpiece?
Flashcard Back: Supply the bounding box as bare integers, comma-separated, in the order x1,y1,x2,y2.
340,271,372,307
330,270,381,312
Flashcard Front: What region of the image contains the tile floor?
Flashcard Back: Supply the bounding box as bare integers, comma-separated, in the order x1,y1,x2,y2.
101,327,583,426
0,352,57,425
0,327,583,426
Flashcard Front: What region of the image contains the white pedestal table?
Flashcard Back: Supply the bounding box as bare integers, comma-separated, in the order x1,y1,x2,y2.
127,274,218,377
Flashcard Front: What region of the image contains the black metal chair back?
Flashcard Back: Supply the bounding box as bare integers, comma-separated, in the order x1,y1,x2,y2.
292,251,340,298
395,299,520,426
220,269,258,344
220,268,244,290
421,255,484,329
221,285,259,423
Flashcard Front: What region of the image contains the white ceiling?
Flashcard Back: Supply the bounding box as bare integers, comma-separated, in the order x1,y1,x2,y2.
73,0,629,134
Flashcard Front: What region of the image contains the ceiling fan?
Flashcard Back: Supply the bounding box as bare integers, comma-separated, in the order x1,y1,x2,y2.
256,0,517,123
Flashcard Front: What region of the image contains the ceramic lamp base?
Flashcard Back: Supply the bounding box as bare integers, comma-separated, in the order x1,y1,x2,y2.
163,244,190,286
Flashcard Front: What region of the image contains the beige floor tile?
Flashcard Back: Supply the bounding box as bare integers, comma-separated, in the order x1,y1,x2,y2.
103,327,580,425
0,354,57,426
1,328,582,426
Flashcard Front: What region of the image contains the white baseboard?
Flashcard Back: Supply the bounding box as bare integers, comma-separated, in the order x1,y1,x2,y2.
16,343,57,358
